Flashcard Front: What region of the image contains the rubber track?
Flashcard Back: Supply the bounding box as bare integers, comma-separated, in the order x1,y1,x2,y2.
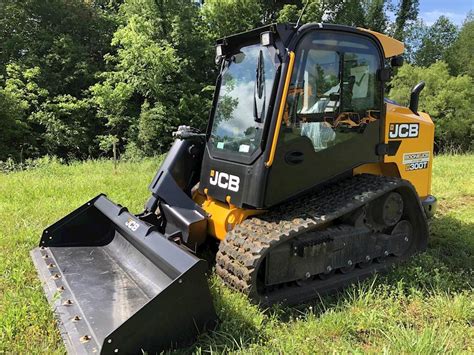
216,174,424,306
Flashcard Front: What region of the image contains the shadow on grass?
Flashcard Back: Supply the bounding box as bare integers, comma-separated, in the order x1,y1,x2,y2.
189,214,473,352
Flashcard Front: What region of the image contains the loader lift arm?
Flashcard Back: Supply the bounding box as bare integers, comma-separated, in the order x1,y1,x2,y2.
140,125,209,249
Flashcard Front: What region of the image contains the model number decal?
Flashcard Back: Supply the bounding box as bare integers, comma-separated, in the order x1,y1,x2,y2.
405,161,428,171
389,123,419,139
209,170,240,192
403,151,430,171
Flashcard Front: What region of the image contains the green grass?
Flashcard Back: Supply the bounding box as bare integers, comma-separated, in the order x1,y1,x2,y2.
0,155,473,353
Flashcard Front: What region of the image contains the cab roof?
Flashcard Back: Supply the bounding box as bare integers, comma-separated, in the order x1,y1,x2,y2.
217,23,404,59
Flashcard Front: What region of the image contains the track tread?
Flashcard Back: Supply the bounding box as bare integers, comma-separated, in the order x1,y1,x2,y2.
216,174,426,305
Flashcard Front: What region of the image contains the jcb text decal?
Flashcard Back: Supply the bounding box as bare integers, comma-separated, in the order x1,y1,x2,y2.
389,123,419,139
209,170,240,192
125,218,140,232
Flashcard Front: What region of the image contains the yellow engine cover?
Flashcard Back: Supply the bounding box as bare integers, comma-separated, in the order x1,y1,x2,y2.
354,102,435,199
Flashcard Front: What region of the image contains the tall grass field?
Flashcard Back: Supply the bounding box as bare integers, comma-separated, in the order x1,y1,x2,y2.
0,155,473,353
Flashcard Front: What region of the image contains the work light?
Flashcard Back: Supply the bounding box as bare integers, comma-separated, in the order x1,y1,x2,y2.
216,44,224,57
260,31,273,46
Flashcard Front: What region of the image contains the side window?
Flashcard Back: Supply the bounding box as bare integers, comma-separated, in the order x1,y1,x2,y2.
283,32,382,152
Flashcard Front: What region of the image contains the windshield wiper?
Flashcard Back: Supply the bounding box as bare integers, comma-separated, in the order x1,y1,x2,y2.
254,49,266,123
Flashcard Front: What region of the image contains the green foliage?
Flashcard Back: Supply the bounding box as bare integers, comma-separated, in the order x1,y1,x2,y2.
402,19,428,63
137,101,175,155
389,62,474,151
393,0,419,41
278,0,325,23
30,95,100,159
2,64,48,116
445,13,474,77
0,0,115,96
277,3,301,23
98,134,119,155
363,0,389,32
91,0,213,156
414,16,458,67
0,0,115,160
201,0,263,38
326,0,367,27
278,0,389,31
0,0,472,160
259,0,303,22
0,90,29,161
0,64,48,160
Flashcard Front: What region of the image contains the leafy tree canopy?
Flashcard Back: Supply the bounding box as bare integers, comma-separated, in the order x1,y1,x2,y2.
0,0,472,161
414,16,458,67
445,12,474,77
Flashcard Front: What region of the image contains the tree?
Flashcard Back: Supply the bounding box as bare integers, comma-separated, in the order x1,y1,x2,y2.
0,64,48,160
277,0,324,23
0,0,115,96
277,0,324,24
389,61,473,151
326,0,367,28
92,0,213,156
445,12,474,77
414,16,458,67
393,0,419,41
363,0,389,33
259,0,303,23
0,0,116,160
0,90,30,161
402,19,428,63
201,0,263,38
30,95,101,159
278,0,388,32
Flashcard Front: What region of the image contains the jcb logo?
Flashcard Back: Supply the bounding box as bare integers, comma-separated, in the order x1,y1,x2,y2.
209,170,240,192
389,123,419,139
125,218,139,232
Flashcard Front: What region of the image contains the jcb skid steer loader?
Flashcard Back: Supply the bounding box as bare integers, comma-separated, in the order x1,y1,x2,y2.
31,23,437,354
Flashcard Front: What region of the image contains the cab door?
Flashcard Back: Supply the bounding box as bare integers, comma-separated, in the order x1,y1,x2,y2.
265,30,384,206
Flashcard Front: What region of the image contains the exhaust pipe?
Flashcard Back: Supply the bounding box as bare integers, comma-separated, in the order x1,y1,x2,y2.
409,81,425,115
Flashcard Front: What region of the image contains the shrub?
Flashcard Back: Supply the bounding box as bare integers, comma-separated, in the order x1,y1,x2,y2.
389,61,473,152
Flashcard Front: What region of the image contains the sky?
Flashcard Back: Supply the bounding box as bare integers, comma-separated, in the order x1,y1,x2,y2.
419,0,473,26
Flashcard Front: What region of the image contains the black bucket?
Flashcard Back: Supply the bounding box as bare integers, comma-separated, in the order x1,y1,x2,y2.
31,195,217,354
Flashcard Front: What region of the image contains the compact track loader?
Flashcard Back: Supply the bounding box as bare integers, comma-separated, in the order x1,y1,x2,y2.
31,23,437,354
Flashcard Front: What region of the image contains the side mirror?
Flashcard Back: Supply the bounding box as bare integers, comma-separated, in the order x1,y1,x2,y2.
391,55,404,67
377,67,391,81
409,81,425,115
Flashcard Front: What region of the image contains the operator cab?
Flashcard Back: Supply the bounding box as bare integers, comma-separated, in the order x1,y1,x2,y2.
200,23,402,209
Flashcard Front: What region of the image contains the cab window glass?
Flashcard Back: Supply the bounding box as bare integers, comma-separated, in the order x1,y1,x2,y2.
284,32,382,152
210,44,277,157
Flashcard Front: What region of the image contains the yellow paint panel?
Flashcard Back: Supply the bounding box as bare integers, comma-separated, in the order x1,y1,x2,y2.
383,103,435,198
353,162,400,177
198,195,264,240
357,28,404,58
